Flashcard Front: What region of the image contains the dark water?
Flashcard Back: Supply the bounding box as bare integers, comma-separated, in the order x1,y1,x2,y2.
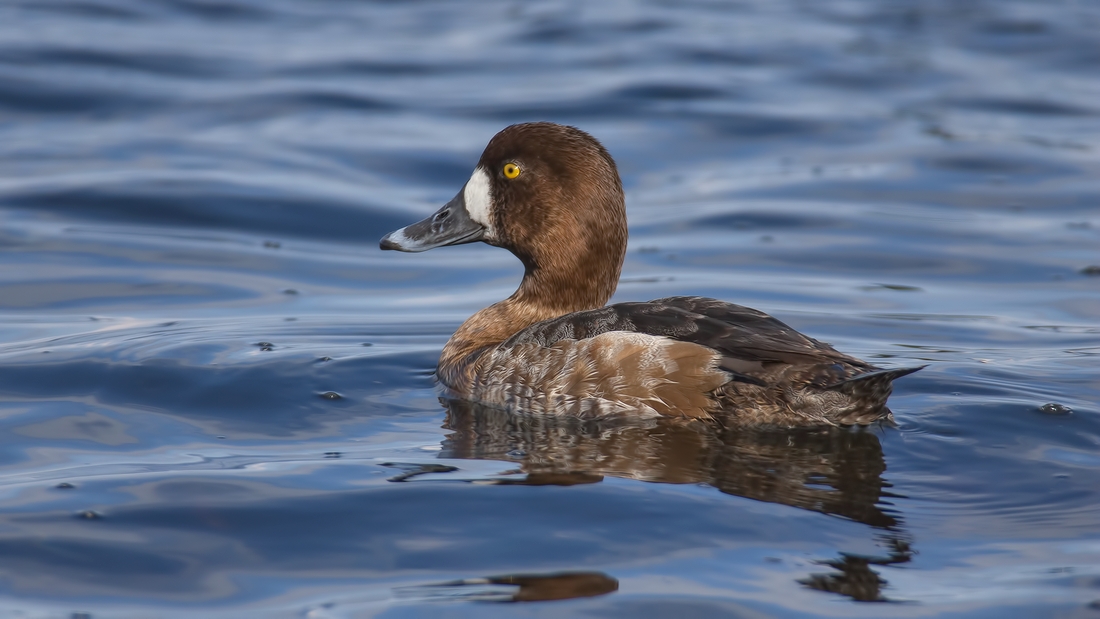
1,0,1099,616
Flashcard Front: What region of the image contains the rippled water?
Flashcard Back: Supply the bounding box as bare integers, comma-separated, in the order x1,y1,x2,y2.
1,1,1099,617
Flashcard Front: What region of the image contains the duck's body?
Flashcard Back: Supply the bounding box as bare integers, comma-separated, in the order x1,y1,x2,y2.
381,122,921,427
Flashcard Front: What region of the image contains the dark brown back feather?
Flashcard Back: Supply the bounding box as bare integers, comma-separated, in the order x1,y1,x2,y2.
502,295,872,384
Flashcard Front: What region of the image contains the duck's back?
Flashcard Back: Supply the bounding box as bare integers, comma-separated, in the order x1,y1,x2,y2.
462,296,921,426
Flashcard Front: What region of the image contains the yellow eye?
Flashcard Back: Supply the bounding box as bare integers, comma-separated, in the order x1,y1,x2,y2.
503,163,521,179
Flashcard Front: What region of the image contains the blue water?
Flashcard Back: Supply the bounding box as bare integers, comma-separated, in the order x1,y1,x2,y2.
1,1,1099,616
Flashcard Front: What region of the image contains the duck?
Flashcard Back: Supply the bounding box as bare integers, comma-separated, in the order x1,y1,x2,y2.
380,122,922,427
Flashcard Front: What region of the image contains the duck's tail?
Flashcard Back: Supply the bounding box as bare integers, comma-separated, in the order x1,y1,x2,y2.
826,365,926,397
824,365,926,425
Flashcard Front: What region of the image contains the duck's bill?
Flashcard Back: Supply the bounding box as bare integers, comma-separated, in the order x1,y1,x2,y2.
379,191,486,252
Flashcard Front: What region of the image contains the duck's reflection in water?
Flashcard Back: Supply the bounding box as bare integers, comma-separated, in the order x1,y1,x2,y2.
399,572,619,603
437,398,914,602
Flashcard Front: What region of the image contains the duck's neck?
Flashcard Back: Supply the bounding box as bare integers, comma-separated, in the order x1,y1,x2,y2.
438,240,624,388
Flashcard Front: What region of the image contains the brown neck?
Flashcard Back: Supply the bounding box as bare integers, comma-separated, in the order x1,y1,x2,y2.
512,225,623,313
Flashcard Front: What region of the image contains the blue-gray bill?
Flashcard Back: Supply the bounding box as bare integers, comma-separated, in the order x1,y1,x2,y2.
380,190,486,252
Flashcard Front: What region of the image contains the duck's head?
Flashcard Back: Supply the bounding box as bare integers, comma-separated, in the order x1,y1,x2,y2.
381,122,627,309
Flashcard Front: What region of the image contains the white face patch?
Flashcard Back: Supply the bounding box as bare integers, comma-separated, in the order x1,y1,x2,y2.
463,167,494,235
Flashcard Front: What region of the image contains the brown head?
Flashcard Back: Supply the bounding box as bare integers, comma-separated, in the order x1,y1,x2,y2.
380,122,627,314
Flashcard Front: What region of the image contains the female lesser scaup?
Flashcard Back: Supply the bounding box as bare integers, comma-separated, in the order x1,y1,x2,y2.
381,122,921,427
